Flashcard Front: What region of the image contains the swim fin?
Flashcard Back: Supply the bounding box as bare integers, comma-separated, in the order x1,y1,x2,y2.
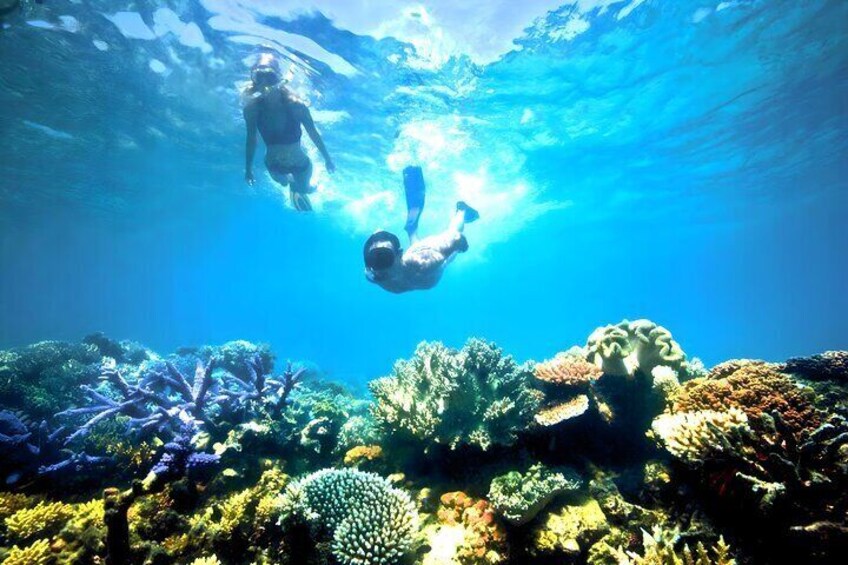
403,166,426,238
456,201,480,223
291,191,313,212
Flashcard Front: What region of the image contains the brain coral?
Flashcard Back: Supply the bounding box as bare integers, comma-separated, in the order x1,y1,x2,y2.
586,320,686,378
671,364,822,439
290,468,418,565
370,339,543,451
488,464,582,525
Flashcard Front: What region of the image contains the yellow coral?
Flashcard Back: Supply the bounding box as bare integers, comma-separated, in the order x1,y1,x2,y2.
0,493,34,521
5,501,73,541
343,444,384,466
189,556,222,565
218,489,254,537
2,539,54,565
617,527,736,564
534,395,590,427
532,498,609,556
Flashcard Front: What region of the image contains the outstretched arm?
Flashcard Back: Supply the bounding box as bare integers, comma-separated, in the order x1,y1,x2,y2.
299,105,335,173
243,102,258,185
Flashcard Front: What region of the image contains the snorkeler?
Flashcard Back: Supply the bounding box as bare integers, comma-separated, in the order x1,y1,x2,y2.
364,166,479,293
242,52,335,212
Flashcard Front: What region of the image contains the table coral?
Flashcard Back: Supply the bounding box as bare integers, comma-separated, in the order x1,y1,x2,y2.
534,394,591,427
531,497,610,556
670,364,822,439
488,464,582,525
370,339,542,451
534,353,602,388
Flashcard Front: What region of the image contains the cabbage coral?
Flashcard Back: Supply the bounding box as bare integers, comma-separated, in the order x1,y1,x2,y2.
586,320,686,378
287,468,418,565
488,464,582,525
650,409,750,465
370,339,543,451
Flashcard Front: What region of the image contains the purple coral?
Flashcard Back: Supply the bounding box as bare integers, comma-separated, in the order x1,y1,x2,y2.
146,419,219,488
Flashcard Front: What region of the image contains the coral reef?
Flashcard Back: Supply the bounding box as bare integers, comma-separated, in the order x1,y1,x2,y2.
0,332,845,564
371,339,543,451
488,463,582,525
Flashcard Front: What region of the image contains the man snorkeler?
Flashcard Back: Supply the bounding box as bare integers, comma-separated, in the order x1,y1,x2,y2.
364,166,479,293
242,52,335,212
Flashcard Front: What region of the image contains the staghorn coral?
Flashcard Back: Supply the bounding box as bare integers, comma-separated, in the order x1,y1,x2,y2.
4,500,73,541
785,350,848,382
531,497,609,556
488,464,582,525
0,493,33,521
534,352,602,388
422,491,507,565
586,320,686,378
2,538,53,565
650,409,750,465
670,364,822,439
614,526,736,565
286,468,418,565
370,339,543,451
534,395,591,427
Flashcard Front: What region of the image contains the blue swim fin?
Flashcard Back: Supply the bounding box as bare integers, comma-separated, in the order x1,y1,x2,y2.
403,166,426,238
456,201,479,223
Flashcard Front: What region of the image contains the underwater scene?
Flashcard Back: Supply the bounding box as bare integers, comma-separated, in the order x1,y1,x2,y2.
1,0,847,564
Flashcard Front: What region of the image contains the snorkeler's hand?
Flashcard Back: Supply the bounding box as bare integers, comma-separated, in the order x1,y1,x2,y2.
245,170,255,186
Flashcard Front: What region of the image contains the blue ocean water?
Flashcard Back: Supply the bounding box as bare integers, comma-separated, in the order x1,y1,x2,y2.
0,0,846,387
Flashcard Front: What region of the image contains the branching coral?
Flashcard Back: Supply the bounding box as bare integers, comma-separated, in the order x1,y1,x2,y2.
2,538,53,565
614,526,736,565
488,464,582,525
422,491,507,565
4,500,74,541
285,468,418,565
650,409,751,465
586,320,686,378
370,339,542,451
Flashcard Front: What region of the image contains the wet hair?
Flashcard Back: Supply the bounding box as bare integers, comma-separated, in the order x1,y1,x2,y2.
250,53,283,89
365,246,397,271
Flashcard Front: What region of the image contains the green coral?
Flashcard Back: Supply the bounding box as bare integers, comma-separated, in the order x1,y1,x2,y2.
0,341,101,418
586,320,686,379
370,339,543,451
488,464,582,525
286,468,418,565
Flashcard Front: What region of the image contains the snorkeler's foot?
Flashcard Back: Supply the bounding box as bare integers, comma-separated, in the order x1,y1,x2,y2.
456,201,480,223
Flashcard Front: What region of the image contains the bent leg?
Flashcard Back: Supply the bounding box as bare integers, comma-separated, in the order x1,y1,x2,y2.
290,159,314,211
